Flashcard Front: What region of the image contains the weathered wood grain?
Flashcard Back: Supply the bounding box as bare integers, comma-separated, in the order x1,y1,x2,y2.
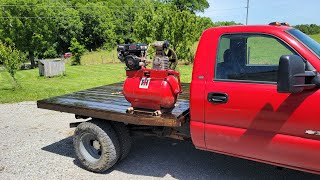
37,82,190,127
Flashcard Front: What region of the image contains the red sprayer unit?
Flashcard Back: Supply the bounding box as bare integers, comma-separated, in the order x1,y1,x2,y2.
117,41,181,115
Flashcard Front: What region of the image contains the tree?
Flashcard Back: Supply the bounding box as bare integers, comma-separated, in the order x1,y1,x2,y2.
161,0,209,13
133,3,213,61
77,2,116,50
54,8,83,55
132,1,157,44
0,0,237,64
0,42,26,88
295,24,320,35
0,0,84,64
69,38,86,65
0,0,57,67
213,21,242,26
108,0,137,44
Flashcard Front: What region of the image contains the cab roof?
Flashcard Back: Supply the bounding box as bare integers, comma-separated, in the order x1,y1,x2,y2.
208,25,294,33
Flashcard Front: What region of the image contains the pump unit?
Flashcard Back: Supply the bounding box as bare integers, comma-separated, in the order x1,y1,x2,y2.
117,41,181,115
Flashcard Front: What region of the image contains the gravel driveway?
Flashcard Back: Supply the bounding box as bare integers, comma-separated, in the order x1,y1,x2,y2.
0,102,319,180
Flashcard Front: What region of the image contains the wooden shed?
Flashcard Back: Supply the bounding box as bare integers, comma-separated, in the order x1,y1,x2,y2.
39,60,65,77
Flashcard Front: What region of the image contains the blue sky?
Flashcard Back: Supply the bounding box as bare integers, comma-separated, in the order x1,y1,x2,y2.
198,0,320,25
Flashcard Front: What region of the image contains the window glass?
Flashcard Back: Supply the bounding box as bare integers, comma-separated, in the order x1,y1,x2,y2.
215,34,296,83
247,36,293,65
287,29,320,58
217,37,230,63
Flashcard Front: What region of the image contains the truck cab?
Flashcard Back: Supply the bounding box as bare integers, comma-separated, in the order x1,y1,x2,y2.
191,24,320,174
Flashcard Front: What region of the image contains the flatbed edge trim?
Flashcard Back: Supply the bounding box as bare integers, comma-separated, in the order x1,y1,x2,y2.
37,100,183,127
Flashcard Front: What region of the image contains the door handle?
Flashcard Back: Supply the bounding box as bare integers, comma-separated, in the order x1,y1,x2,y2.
208,92,228,104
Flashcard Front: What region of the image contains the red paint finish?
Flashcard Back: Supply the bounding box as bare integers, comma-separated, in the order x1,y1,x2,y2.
190,25,320,174
123,68,181,110
190,121,206,149
190,29,212,148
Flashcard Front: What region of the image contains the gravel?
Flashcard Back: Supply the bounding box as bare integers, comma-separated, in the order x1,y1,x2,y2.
1,101,320,180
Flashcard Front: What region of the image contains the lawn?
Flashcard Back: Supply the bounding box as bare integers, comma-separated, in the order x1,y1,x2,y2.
0,63,192,103
310,34,320,43
81,49,119,65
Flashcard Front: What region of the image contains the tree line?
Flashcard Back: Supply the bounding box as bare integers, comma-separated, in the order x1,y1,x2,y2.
2,0,317,68
0,0,221,66
294,24,320,35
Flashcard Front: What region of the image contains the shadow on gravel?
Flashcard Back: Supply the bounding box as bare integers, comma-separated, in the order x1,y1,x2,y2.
41,136,75,158
42,136,320,179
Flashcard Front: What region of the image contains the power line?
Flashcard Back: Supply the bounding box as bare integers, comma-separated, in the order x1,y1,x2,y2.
0,4,249,20
0,4,146,8
0,16,110,19
0,4,187,8
0,4,247,12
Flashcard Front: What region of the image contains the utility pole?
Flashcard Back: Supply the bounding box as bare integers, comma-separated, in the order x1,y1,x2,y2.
246,0,250,25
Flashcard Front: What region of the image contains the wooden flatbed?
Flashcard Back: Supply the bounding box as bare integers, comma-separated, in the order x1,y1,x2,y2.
37,82,190,127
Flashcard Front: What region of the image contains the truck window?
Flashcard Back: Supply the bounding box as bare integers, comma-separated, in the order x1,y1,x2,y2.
247,36,293,65
217,37,230,63
215,34,296,83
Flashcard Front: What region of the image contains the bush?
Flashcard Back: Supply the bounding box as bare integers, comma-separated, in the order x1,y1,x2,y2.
0,42,26,88
69,38,86,65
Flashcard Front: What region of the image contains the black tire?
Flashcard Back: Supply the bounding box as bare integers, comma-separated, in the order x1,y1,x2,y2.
73,121,120,173
111,122,132,161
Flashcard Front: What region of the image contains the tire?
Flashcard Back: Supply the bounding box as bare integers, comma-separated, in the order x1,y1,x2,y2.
73,121,120,173
111,122,132,161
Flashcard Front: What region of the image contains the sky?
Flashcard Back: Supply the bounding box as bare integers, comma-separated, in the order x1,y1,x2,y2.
198,0,320,25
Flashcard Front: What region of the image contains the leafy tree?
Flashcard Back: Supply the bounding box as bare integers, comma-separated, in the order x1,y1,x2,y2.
132,1,157,44
213,21,242,26
77,2,116,50
69,38,86,65
133,3,213,60
0,0,58,67
161,0,209,13
108,0,137,44
295,24,320,35
0,0,242,65
0,0,83,65
54,8,83,55
0,42,26,88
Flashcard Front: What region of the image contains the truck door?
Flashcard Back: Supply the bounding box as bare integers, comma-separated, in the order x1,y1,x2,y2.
204,33,320,171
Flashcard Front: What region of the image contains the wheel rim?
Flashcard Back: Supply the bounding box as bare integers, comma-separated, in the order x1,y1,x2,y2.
79,133,102,163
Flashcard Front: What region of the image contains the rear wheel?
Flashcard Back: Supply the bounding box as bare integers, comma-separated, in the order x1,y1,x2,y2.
111,122,132,161
73,121,120,172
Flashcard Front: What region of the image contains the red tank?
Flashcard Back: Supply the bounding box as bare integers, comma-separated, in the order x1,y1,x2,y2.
123,68,181,111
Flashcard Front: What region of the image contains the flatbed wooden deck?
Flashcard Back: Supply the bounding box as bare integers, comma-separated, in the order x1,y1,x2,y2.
37,82,190,127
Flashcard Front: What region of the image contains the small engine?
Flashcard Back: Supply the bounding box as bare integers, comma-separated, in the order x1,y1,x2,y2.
118,41,181,115
117,43,148,70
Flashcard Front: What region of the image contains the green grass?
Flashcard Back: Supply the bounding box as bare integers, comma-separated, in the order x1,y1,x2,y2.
310,34,320,43
81,49,118,65
248,33,320,64
248,36,292,65
0,63,192,103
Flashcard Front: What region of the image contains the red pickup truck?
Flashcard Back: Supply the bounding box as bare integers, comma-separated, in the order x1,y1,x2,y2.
38,23,320,174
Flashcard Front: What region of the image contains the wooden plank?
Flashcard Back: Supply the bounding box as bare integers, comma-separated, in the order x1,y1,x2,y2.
37,82,190,127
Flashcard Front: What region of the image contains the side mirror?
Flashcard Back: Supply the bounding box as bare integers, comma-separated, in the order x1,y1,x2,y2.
277,55,315,93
